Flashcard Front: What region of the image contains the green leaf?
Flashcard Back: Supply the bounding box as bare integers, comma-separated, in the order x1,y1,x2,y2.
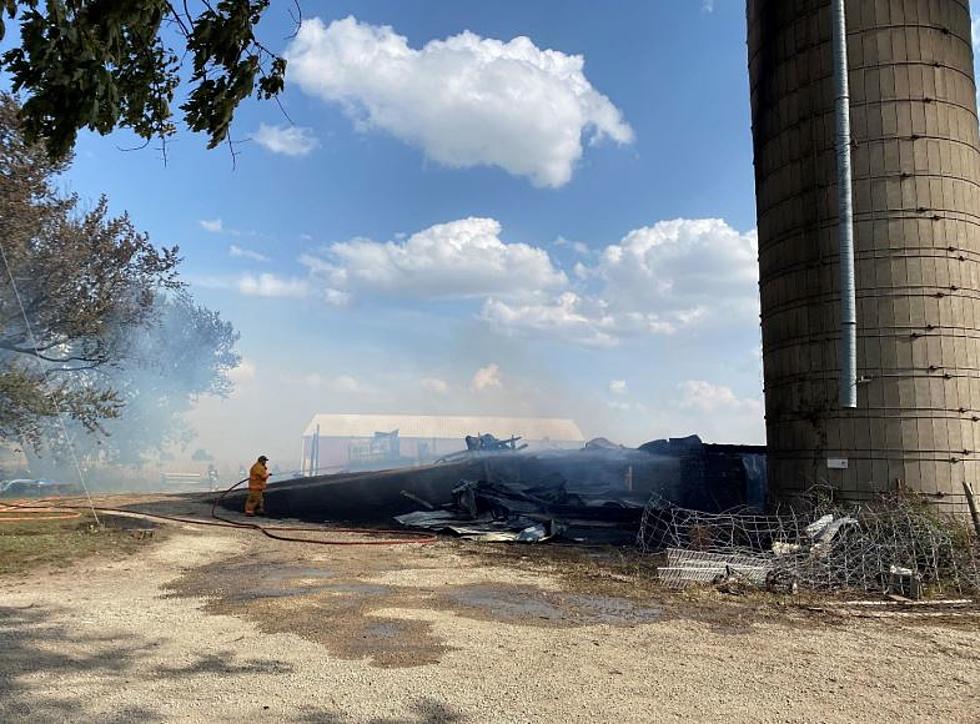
0,0,284,158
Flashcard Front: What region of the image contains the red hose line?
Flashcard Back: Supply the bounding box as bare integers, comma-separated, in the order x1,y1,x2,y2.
3,480,436,546
209,478,436,545
0,503,81,522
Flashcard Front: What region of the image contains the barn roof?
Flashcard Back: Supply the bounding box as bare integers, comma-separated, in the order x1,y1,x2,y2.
303,414,584,442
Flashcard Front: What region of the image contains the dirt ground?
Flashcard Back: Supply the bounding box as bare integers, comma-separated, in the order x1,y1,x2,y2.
1,496,978,723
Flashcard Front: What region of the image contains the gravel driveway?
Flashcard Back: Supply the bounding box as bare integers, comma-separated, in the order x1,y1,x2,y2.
1,512,978,723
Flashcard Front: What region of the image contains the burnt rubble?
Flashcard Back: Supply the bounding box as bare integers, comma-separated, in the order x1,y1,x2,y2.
236,435,765,545
393,436,765,543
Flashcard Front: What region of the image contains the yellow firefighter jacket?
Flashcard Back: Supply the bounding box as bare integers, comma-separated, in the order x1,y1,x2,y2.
248,461,270,491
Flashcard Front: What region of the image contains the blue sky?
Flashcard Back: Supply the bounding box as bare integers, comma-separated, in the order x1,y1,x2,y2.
58,0,768,465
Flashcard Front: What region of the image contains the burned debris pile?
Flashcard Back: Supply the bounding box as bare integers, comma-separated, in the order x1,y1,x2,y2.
395,475,645,543
225,431,980,597
465,433,527,452
240,433,764,545
434,433,528,463
393,435,766,544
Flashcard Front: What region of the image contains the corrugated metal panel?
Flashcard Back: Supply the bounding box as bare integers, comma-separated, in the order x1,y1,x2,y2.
302,414,584,442
658,548,773,589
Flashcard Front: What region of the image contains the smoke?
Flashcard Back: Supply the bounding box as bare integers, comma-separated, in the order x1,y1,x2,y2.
19,292,240,490
21,272,767,493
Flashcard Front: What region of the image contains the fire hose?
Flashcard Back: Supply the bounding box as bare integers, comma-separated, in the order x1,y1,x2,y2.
0,477,437,546
0,505,80,522
207,477,437,545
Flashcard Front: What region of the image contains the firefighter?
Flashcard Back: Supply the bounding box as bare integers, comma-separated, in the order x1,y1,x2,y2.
244,455,270,517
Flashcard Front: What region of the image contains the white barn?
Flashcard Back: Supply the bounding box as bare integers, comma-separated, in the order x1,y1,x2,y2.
300,414,584,474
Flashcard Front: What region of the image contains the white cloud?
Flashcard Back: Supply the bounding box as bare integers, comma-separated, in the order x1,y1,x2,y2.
301,217,566,301
482,218,758,346
237,273,310,299
595,218,758,319
671,379,765,443
280,215,758,350
481,292,620,347
421,377,450,394
481,291,684,347
198,218,257,237
554,236,590,255
609,379,628,396
702,0,714,13
285,16,633,187
323,288,352,306
252,123,319,157
471,363,502,391
333,374,362,393
677,380,763,415
229,244,270,263
227,359,257,385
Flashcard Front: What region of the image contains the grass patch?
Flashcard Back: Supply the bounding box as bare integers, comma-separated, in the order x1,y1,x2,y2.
0,512,147,576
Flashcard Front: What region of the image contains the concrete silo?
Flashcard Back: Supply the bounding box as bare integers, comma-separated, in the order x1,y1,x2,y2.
748,0,979,512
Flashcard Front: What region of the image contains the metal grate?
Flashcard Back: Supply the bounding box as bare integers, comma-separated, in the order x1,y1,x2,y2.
640,493,980,595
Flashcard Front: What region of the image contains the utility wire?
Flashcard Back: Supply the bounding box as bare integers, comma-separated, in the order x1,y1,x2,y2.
0,239,101,526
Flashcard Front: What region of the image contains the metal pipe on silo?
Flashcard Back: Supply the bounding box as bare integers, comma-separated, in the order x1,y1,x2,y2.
831,0,857,409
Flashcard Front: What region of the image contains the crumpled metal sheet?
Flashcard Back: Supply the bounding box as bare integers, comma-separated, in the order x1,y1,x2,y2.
395,474,639,543
393,510,557,542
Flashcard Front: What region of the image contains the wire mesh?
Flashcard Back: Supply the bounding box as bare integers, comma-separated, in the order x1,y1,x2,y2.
638,492,980,595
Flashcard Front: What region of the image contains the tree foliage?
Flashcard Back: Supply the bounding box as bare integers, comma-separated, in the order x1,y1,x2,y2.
0,91,237,447
0,0,288,158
